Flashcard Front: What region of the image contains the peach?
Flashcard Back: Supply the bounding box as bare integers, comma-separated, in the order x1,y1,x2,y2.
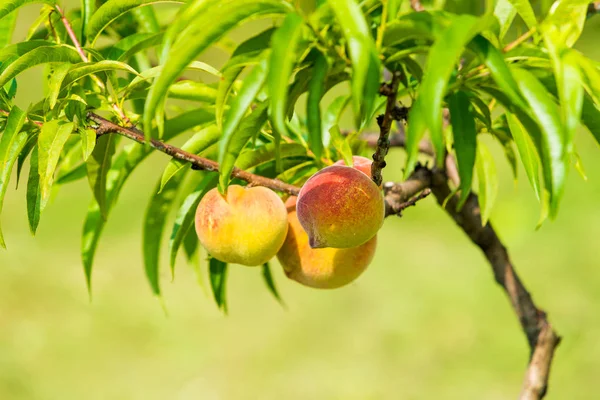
333,155,373,178
195,185,288,266
296,165,384,249
277,197,377,289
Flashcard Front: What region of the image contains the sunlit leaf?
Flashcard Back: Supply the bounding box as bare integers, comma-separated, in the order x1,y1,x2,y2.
0,106,27,248
219,102,269,192
475,139,498,226
169,174,218,275
0,0,55,22
209,258,228,312
0,7,17,47
506,0,537,30
26,146,43,234
506,112,542,199
143,173,186,296
37,119,74,208
494,0,516,40
86,134,117,220
306,52,328,161
448,91,477,209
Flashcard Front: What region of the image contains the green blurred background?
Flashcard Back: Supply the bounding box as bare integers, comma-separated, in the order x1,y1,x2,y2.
1,3,600,399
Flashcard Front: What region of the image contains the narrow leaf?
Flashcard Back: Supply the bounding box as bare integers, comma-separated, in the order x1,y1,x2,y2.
0,7,17,47
262,262,283,305
219,102,269,192
448,91,477,209
143,174,186,296
0,0,55,21
26,146,43,234
306,52,328,160
86,134,116,220
80,128,96,161
475,139,498,226
506,112,542,199
209,258,228,312
169,174,218,275
37,120,74,208
406,15,481,174
0,106,27,248
506,0,537,29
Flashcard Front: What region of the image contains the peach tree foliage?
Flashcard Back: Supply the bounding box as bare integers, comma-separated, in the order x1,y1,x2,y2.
0,0,599,309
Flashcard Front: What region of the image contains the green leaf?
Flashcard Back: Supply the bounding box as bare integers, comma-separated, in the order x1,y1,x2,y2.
46,62,72,110
329,125,353,166
219,57,269,187
144,0,292,137
105,32,161,60
328,0,381,125
542,0,588,47
37,119,74,208
237,142,307,170
16,132,38,188
512,67,567,218
475,139,498,226
506,111,542,199
81,0,95,46
81,111,208,289
86,134,116,220
0,40,54,63
0,106,28,248
169,174,218,275
448,91,477,209
219,102,269,192
506,0,537,30
143,173,186,296
168,81,217,103
268,12,304,171
86,0,184,46
322,94,350,149
0,7,17,47
209,258,228,312
159,124,221,191
80,128,96,161
26,146,43,234
405,14,481,174
494,0,517,40
0,0,55,21
61,60,140,89
262,262,283,305
0,45,81,89
56,163,87,184
306,52,328,161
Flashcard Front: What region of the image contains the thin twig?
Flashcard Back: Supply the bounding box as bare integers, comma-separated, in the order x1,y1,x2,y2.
383,165,431,216
361,128,434,157
54,5,130,124
87,113,301,195
503,27,537,53
371,71,402,187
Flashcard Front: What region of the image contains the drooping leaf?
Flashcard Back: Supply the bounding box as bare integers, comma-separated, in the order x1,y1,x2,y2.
86,134,117,220
0,7,17,47
328,0,381,125
506,111,542,199
236,142,307,170
306,52,328,161
26,146,43,234
61,60,140,90
105,31,161,60
475,139,498,226
46,62,72,110
86,0,185,46
448,91,478,209
143,173,186,296
262,262,283,305
81,111,209,290
322,94,350,150
220,56,269,188
494,0,517,40
0,45,81,89
169,174,218,275
219,102,269,192
506,0,537,29
406,14,481,174
144,0,292,137
56,163,87,184
80,128,97,161
542,0,588,47
512,67,566,218
0,0,55,22
37,120,74,208
160,124,221,191
209,258,228,312
0,106,28,248
81,0,95,46
168,81,217,103
268,12,304,171
15,132,38,188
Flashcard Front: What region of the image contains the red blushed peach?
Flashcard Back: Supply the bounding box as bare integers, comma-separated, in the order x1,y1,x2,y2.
195,185,288,266
277,197,377,289
296,165,384,249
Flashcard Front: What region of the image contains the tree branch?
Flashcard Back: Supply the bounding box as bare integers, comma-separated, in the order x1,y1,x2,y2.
371,71,403,186
88,112,431,212
430,166,560,400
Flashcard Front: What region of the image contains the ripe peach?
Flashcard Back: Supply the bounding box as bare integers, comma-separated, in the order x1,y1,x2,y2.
195,185,288,266
333,155,373,178
278,197,377,289
296,165,384,249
